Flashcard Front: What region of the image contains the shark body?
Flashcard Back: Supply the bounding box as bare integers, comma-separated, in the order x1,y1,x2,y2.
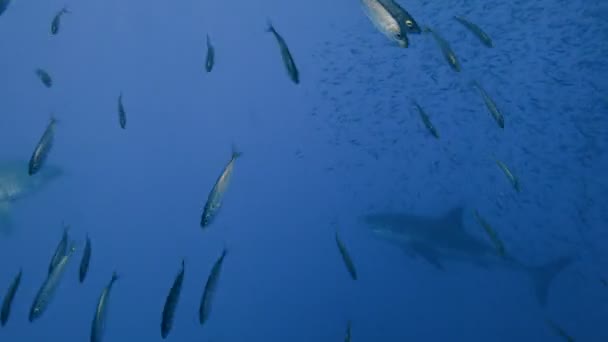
0,160,62,235
362,207,574,306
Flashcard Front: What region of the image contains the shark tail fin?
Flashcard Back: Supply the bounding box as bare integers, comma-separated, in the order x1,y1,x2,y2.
0,201,13,236
529,255,576,306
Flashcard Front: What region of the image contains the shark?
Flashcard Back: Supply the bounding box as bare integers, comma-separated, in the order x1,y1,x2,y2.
362,207,575,306
0,160,62,236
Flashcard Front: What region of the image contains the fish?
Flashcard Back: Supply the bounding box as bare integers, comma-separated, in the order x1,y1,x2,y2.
79,235,92,283
362,207,575,306
1,269,22,326
90,272,119,342
546,319,575,342
48,223,70,275
378,0,421,34
161,260,185,339
495,159,520,192
454,16,492,47
473,210,506,257
29,242,76,322
423,27,460,72
360,0,408,47
35,68,53,88
205,34,215,73
471,81,504,128
0,0,11,16
28,117,58,176
199,249,228,325
51,7,70,35
118,93,127,129
335,231,358,280
201,148,243,228
0,160,62,235
344,320,352,342
266,21,300,84
413,101,439,139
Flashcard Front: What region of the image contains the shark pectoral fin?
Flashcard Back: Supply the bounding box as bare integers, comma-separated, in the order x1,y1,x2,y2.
0,201,13,236
528,255,577,306
409,243,444,270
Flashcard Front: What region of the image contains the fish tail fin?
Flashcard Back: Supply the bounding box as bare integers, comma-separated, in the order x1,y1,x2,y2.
528,255,577,306
62,6,71,14
111,271,119,283
0,201,13,236
231,144,243,159
265,19,274,33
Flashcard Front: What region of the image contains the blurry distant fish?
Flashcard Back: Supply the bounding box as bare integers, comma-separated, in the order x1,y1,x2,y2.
344,320,352,342
335,231,358,280
379,0,421,34
48,223,70,275
79,235,92,283
0,160,62,235
423,27,461,72
413,101,439,139
200,148,243,228
471,81,504,128
266,21,300,84
51,7,70,35
205,34,215,73
90,272,119,342
29,242,76,322
35,68,53,88
199,248,227,325
118,93,127,129
601,277,607,287
364,207,576,306
1,269,22,326
546,319,575,342
28,117,58,176
161,260,185,339
495,159,520,192
360,0,408,47
0,0,11,16
454,16,493,47
473,210,506,257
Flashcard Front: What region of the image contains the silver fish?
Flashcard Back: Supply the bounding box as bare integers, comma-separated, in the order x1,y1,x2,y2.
454,16,492,47
28,117,58,176
471,81,504,128
201,148,243,228
360,0,408,47
48,223,70,275
266,21,299,84
336,231,358,280
161,260,184,339
199,249,228,325
1,269,22,326
118,93,127,129
205,34,215,73
90,272,119,342
51,7,69,35
79,235,92,283
423,27,460,72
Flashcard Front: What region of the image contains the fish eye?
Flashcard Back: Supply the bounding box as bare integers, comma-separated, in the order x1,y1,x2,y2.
405,20,413,28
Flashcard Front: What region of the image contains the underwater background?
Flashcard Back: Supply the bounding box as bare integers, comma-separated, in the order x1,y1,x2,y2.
0,0,606,341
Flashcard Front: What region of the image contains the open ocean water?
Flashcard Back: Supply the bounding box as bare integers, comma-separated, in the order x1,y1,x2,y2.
0,0,607,341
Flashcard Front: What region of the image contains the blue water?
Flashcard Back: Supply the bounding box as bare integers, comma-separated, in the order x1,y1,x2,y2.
1,0,607,341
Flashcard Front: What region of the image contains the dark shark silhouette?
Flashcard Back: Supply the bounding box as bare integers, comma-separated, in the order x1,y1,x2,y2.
362,207,575,306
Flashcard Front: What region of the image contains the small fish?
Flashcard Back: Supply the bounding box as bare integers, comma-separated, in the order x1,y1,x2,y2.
266,21,300,84
546,319,575,342
0,0,11,16
473,210,506,257
35,68,53,88
201,148,243,228
471,81,504,128
423,27,460,72
161,260,185,339
118,93,127,129
199,249,228,325
29,117,58,176
205,34,215,73
344,320,352,342
360,0,408,47
1,269,22,326
601,277,607,287
90,272,119,342
29,243,76,322
51,7,70,35
79,235,92,283
48,223,70,275
495,159,520,192
379,0,421,34
335,231,358,280
413,101,439,139
454,16,492,47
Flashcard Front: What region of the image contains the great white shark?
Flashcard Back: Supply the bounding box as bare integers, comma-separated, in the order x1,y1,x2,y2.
0,160,62,235
362,207,575,306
